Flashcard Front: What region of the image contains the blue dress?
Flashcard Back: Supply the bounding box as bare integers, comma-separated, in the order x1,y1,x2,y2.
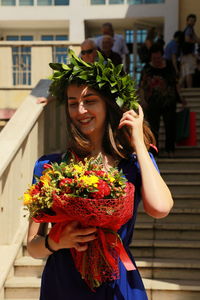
32,152,158,300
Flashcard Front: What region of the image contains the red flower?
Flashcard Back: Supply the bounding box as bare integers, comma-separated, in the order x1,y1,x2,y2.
30,182,43,196
94,170,106,177
90,180,111,199
59,178,73,193
43,163,52,169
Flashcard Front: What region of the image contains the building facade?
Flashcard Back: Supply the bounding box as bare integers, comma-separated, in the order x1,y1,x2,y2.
0,0,199,108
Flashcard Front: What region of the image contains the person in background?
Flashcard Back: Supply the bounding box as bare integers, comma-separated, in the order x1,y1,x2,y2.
80,39,98,63
100,35,122,66
27,50,173,300
37,39,98,105
96,22,129,72
164,31,184,77
180,14,200,88
138,27,157,65
140,44,183,158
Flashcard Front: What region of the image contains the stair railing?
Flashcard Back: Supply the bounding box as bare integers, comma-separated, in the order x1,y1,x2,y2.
0,79,66,298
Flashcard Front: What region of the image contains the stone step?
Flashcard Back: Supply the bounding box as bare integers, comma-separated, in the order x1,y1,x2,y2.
144,278,200,300
166,181,200,195
5,276,41,299
15,256,45,277
157,158,200,169
136,258,200,281
158,147,200,158
134,222,200,241
159,134,200,143
131,240,200,259
5,276,200,300
180,87,200,94
13,256,200,283
171,194,200,208
137,211,200,224
160,169,200,181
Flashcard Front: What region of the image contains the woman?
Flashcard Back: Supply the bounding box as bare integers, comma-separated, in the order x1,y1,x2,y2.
27,50,173,300
140,43,180,157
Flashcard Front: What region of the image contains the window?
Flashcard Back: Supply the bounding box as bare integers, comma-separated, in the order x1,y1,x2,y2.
19,0,34,5
128,0,164,4
109,0,124,4
125,29,147,82
37,0,52,4
1,0,16,5
6,35,33,86
41,35,68,64
91,0,105,4
54,0,69,5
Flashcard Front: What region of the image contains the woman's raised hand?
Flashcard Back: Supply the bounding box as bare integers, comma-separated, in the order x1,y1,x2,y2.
48,221,97,252
118,104,144,149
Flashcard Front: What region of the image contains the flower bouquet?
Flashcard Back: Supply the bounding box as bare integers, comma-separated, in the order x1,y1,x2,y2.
24,154,135,290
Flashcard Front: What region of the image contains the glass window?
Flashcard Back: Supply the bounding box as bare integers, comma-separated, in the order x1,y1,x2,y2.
109,0,124,4
19,0,34,5
53,46,68,64
55,35,68,41
91,0,105,4
21,36,33,41
6,36,19,41
12,46,31,85
41,35,68,41
1,0,16,5
41,35,54,41
128,0,164,3
37,0,52,5
54,0,69,5
6,35,32,85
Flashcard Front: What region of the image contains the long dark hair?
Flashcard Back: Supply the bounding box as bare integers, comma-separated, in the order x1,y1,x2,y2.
65,82,156,159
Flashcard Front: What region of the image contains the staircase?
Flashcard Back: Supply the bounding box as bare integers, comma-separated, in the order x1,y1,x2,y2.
3,89,200,300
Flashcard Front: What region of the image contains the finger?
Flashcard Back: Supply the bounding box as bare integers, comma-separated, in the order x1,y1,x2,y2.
138,105,144,117
118,120,136,129
74,242,88,252
75,234,97,243
74,227,97,236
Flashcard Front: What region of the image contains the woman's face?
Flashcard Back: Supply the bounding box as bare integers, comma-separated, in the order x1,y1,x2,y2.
67,84,107,139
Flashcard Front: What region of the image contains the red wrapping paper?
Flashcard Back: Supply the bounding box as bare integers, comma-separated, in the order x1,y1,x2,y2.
33,182,136,290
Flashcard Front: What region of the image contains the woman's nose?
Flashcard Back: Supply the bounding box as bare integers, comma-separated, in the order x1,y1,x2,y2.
78,103,87,114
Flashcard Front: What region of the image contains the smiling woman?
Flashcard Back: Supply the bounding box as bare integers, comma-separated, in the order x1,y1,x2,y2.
67,85,107,142
26,49,173,300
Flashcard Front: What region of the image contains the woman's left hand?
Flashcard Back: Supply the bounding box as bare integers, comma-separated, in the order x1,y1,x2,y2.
118,104,144,148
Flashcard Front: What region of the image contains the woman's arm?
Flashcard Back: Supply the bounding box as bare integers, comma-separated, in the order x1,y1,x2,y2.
27,219,97,259
118,105,173,219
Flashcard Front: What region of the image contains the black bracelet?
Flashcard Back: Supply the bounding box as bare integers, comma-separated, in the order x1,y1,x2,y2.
45,234,56,253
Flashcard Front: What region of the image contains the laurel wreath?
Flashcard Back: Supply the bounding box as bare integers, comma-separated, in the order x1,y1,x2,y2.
49,49,138,110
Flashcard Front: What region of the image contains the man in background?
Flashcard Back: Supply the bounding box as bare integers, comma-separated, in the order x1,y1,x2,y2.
37,39,98,105
96,22,129,72
80,39,98,63
100,35,122,66
180,14,200,87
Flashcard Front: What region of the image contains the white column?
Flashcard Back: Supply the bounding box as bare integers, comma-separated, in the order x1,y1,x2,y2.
69,17,85,43
69,0,85,42
32,46,52,87
0,47,12,87
164,0,179,44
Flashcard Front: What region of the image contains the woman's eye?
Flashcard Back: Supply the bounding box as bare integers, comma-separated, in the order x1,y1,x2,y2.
85,100,96,104
68,103,77,107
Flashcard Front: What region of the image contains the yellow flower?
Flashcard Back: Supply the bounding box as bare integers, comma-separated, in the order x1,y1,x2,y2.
73,165,84,173
23,193,33,205
40,172,51,187
107,175,115,182
79,175,99,187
